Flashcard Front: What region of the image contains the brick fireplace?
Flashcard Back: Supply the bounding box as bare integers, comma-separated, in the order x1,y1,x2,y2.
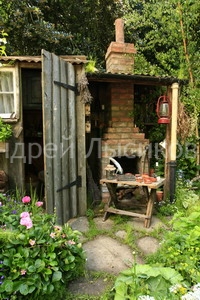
101,19,149,200
101,83,149,177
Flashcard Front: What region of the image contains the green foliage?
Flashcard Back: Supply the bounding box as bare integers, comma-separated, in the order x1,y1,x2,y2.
85,59,98,73
0,191,85,299
175,179,200,212
124,0,200,140
0,118,12,141
109,264,186,299
0,30,7,56
0,0,124,66
147,206,200,286
157,201,178,217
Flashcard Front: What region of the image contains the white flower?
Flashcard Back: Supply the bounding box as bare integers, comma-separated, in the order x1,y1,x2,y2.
192,284,200,292
181,283,200,300
170,283,183,293
181,292,200,300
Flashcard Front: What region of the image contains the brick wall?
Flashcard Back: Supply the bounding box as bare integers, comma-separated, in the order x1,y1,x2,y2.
105,42,136,74
101,83,149,201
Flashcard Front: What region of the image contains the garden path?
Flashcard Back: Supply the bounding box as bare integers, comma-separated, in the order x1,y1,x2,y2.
67,215,168,298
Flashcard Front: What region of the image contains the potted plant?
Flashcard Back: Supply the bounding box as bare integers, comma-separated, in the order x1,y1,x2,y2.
156,190,164,202
0,118,12,152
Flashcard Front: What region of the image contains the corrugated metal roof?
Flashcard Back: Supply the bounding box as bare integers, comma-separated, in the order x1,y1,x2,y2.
87,72,188,85
0,55,188,85
0,56,42,63
0,55,88,64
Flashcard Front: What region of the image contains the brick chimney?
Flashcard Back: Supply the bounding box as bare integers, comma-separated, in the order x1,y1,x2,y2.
105,18,136,74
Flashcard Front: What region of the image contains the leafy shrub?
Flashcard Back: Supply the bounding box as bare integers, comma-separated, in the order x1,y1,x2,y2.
147,206,200,286
0,192,85,299
109,264,186,299
175,179,200,213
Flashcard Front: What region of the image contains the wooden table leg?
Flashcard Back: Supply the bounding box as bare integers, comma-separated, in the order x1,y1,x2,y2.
103,197,112,221
144,189,156,228
103,183,117,222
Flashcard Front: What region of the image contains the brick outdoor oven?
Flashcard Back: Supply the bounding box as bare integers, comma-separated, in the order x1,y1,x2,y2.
101,19,149,200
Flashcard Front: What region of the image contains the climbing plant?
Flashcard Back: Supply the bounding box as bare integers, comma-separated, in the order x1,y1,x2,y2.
0,30,7,56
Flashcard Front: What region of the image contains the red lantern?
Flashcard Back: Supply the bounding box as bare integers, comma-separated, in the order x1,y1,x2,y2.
156,95,171,124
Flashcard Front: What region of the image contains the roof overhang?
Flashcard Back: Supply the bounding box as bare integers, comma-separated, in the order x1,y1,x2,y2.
0,55,88,65
87,72,188,86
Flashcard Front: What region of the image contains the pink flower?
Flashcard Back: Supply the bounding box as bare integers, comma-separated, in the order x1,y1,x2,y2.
54,225,62,231
20,212,30,219
68,240,76,245
36,201,43,207
50,232,56,238
22,196,31,203
20,269,26,275
20,217,33,229
29,239,36,246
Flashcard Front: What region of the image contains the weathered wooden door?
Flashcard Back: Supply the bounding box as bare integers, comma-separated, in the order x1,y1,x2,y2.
42,49,86,224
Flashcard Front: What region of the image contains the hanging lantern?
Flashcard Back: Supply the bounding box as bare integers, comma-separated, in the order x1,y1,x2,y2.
156,95,171,124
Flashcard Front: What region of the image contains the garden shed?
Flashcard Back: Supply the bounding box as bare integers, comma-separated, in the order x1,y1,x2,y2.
0,50,88,224
0,20,187,224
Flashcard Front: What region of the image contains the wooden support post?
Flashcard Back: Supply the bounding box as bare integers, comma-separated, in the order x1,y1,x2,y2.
75,65,87,216
170,82,179,161
169,82,179,202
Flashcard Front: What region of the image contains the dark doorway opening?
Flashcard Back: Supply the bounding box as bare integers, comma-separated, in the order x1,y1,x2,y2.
22,68,44,197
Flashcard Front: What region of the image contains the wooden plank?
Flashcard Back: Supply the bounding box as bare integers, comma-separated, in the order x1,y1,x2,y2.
15,64,20,119
42,49,54,214
67,63,77,217
105,207,148,219
75,66,87,215
60,59,70,223
165,88,172,197
100,178,165,189
42,50,85,223
52,53,63,224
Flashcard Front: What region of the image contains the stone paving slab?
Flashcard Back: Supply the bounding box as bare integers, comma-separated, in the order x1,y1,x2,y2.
67,276,111,297
83,235,135,275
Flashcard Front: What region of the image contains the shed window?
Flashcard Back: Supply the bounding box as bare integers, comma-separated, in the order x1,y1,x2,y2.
0,67,19,119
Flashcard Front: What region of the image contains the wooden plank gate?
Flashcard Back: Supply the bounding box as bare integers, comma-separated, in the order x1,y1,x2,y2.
42,49,86,224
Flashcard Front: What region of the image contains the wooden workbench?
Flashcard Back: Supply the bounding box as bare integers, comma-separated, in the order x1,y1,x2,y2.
100,178,165,228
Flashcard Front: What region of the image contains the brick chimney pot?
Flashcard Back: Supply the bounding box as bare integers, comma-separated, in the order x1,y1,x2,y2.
105,18,136,74
115,18,124,43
